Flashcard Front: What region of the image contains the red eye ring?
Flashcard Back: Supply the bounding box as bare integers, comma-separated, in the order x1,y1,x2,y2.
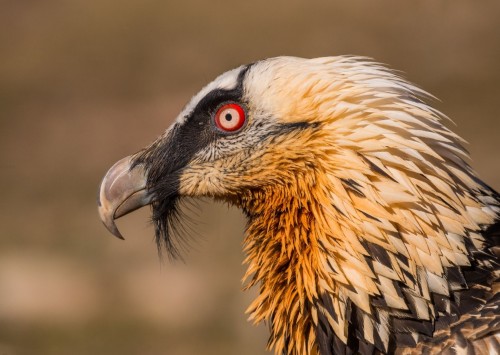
214,103,246,133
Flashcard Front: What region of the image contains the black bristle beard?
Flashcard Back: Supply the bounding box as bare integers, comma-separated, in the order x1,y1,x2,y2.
151,194,183,259
148,174,194,260
132,138,195,260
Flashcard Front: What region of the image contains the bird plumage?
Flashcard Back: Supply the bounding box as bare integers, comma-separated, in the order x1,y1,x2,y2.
98,56,500,354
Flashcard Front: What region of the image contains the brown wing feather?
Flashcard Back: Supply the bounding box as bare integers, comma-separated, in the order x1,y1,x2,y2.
398,218,500,355
398,288,500,355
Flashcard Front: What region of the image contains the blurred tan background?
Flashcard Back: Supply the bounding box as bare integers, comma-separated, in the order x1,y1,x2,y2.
1,1,499,354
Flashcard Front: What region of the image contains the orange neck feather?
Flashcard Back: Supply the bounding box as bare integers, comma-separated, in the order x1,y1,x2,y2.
238,177,334,354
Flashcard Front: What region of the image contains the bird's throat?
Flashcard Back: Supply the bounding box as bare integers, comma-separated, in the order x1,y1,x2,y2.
237,181,346,354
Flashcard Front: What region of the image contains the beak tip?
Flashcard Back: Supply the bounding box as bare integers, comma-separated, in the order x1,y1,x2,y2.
111,229,126,240
97,155,150,241
101,217,125,240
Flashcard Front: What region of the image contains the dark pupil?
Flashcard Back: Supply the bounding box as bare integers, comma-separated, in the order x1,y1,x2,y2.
225,113,233,121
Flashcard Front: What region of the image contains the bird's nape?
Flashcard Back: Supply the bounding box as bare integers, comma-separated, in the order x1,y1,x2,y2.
98,56,500,354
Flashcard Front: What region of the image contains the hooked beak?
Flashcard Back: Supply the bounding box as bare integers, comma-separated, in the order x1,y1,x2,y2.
97,156,153,239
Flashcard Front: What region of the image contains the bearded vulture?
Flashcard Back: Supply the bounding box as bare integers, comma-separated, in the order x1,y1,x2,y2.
97,56,500,354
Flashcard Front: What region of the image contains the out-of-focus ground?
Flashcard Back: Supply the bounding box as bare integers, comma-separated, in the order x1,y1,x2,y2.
0,1,499,354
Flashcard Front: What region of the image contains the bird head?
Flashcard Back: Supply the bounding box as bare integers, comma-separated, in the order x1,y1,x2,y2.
98,56,499,354
98,57,338,254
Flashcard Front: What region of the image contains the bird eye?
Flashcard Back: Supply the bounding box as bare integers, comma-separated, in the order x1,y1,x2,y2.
214,103,246,133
